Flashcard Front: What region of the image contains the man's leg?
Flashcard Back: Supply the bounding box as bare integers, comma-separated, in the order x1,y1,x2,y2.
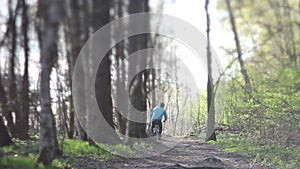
158,121,162,135
151,121,154,133
158,121,162,139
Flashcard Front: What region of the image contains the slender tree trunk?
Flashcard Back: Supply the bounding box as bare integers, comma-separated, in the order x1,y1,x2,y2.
65,0,89,140
173,53,180,136
19,0,30,140
0,73,13,146
37,0,62,165
115,0,127,136
93,0,115,130
65,0,82,139
0,115,13,147
0,73,14,136
205,0,216,141
8,0,20,137
124,0,149,145
225,0,251,91
115,40,127,135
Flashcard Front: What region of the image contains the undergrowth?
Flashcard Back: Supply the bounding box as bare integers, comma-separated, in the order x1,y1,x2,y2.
0,134,129,169
208,132,300,169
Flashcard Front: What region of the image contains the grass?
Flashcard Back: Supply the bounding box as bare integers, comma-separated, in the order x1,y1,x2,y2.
1,156,43,169
208,132,300,169
0,136,126,169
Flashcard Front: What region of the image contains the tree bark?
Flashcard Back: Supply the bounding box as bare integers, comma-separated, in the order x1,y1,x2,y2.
225,0,251,91
115,0,127,136
37,0,62,165
65,0,89,141
8,0,21,137
18,0,30,140
92,0,120,143
0,115,13,147
124,0,149,145
0,74,14,137
65,0,80,139
0,73,13,146
205,0,216,141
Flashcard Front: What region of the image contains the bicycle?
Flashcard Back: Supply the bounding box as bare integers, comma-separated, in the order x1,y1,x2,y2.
149,123,161,140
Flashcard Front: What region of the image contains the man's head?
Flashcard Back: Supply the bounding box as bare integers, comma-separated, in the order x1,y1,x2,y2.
160,102,165,108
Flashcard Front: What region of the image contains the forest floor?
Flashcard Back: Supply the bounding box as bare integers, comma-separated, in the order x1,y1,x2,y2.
72,135,267,169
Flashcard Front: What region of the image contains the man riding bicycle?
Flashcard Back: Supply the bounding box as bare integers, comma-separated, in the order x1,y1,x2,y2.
150,102,168,138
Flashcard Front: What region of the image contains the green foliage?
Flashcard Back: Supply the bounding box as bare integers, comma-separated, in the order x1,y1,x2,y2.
189,92,208,132
133,141,154,150
0,137,128,169
215,0,300,142
0,138,42,169
61,139,117,160
209,133,300,169
1,156,40,169
63,140,103,156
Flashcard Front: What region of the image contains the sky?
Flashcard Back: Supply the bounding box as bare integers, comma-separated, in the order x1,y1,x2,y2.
151,0,230,90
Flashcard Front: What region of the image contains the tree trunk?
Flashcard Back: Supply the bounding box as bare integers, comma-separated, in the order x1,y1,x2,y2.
92,0,118,140
65,0,80,139
0,73,14,136
0,115,13,147
173,54,180,136
0,62,13,144
114,0,127,136
8,0,20,138
37,0,61,165
18,0,30,140
124,0,149,145
205,0,216,141
65,0,89,140
225,0,251,91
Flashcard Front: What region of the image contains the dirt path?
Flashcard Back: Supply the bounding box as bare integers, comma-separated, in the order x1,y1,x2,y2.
73,136,265,169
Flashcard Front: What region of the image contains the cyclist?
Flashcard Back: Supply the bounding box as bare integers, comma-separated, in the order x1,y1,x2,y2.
150,102,168,138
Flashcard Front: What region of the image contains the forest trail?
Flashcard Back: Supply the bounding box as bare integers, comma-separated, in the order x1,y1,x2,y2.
73,136,265,169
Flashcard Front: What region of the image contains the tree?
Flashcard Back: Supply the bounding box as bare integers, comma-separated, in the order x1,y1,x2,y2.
225,0,251,91
0,115,13,147
64,0,84,139
0,73,13,146
217,0,300,145
8,0,20,138
37,0,62,165
93,0,115,130
18,0,30,140
114,0,127,136
124,0,149,145
205,0,216,141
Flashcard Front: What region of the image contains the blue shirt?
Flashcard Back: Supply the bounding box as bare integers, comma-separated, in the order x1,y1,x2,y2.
151,107,168,121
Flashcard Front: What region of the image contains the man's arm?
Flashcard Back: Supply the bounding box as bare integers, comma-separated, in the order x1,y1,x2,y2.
150,108,156,119
150,110,153,119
